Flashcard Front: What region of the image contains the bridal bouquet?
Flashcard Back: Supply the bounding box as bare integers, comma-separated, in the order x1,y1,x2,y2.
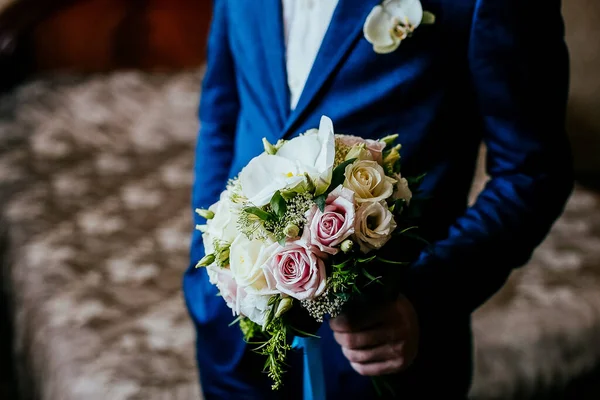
195,116,425,390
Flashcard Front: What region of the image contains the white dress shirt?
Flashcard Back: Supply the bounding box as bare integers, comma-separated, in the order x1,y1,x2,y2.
282,0,339,110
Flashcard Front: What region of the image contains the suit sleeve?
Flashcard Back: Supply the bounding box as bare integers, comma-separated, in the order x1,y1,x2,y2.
189,0,240,265
403,0,574,314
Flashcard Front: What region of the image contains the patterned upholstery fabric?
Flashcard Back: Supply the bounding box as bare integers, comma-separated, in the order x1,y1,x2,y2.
0,70,203,400
0,69,598,399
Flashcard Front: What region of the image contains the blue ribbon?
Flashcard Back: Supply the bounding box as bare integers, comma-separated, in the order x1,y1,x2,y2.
291,336,326,400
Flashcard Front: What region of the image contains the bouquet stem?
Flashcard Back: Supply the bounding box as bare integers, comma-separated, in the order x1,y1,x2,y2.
371,376,396,398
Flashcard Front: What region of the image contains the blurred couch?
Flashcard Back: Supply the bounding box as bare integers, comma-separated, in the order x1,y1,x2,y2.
563,0,600,176
0,70,204,400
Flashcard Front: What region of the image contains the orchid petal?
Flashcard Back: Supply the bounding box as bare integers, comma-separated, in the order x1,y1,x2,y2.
373,40,401,54
314,116,336,174
363,5,395,48
403,0,424,28
384,0,424,28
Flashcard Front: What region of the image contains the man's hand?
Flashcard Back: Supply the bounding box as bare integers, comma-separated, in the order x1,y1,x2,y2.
329,294,419,376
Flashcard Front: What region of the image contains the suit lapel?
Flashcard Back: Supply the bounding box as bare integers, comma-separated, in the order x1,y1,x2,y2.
279,0,382,139
260,0,291,133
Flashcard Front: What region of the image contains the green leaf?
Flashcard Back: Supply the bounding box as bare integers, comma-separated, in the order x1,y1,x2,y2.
390,198,406,214
332,259,352,269
356,255,377,264
422,11,436,25
314,194,326,212
244,206,275,221
396,226,418,235
280,189,297,201
270,191,287,218
362,268,383,285
407,173,427,189
327,158,356,194
268,295,280,306
290,326,321,338
376,257,410,265
313,158,357,212
278,237,287,247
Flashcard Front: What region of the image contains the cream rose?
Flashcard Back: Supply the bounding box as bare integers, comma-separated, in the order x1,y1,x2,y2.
393,174,413,205
343,160,396,203
229,234,278,294
354,200,397,253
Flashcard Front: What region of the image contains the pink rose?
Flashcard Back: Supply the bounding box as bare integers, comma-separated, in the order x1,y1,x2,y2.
337,135,386,163
302,187,355,255
208,266,239,312
264,241,327,300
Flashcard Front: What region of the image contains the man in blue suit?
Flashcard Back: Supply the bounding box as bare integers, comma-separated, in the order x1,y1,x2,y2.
183,0,573,398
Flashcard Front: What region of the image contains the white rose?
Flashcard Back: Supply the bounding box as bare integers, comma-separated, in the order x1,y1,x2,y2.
393,174,413,205
229,234,278,294
239,116,335,205
204,190,241,244
236,288,272,327
343,160,396,203
354,200,398,253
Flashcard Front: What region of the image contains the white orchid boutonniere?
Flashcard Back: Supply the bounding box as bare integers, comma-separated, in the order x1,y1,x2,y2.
364,0,436,54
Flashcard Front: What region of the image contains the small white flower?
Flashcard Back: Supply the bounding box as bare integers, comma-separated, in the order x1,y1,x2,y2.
236,289,273,327
363,0,434,54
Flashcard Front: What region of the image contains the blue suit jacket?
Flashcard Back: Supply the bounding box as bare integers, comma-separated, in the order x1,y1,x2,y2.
183,0,573,398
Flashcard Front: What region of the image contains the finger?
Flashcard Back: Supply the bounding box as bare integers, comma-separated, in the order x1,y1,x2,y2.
394,296,416,327
342,342,404,364
350,358,406,377
333,329,390,350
